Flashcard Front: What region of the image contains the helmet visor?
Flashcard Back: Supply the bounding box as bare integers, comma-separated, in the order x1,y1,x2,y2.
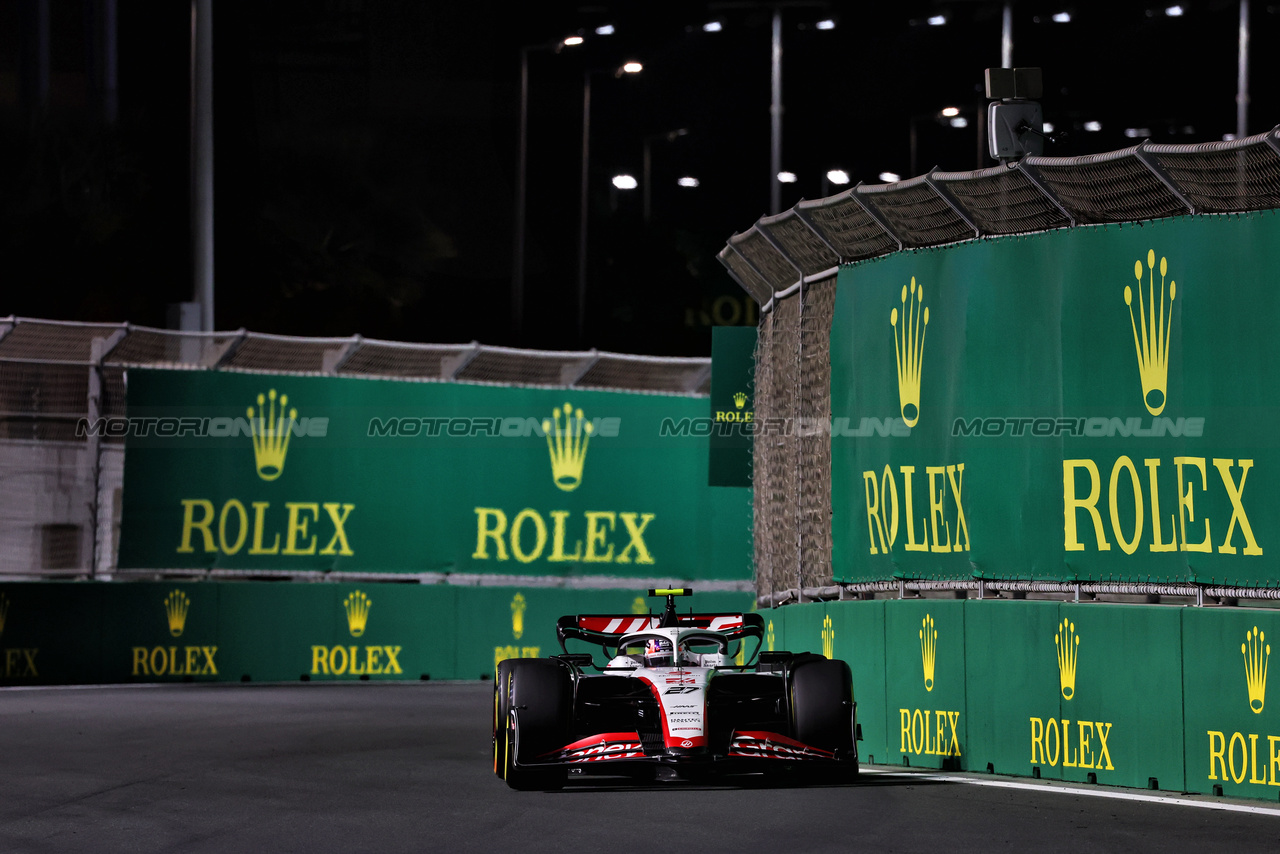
643,637,674,667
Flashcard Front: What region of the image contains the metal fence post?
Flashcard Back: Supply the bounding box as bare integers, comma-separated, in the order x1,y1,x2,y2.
88,327,126,578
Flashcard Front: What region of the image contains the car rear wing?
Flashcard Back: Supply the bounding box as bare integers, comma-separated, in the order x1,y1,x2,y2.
557,612,765,653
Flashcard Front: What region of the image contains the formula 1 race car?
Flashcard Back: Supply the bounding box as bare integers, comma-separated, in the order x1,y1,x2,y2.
493,589,860,789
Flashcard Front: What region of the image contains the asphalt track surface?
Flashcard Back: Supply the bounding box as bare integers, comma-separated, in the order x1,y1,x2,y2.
2,682,1278,854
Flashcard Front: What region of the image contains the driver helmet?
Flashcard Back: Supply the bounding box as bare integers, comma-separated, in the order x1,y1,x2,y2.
644,636,674,668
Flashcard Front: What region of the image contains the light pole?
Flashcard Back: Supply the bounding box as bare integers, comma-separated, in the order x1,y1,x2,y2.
1238,0,1250,137
767,6,836,213
578,61,641,345
1001,1,1013,68
770,9,783,214
191,0,214,332
643,128,688,224
513,36,580,344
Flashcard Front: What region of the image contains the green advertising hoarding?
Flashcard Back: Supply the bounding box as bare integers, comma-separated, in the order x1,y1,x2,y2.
1052,604,1185,789
764,599,1272,799
961,599,1064,779
0,581,754,686
118,370,751,579
709,326,756,487
884,599,968,770
962,602,1184,790
1182,607,1280,799
832,213,1280,587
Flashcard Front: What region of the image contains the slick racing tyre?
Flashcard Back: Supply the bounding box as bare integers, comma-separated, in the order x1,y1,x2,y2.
501,658,571,791
790,658,858,779
494,659,515,780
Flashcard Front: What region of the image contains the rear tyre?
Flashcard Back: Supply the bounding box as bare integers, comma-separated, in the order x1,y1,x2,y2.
503,659,571,791
790,658,858,781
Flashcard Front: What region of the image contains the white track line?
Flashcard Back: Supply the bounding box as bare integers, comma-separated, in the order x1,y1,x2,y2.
861,767,1280,817
0,683,173,692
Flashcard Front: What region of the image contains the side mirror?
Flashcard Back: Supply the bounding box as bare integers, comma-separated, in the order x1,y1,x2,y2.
555,653,594,669
756,650,792,673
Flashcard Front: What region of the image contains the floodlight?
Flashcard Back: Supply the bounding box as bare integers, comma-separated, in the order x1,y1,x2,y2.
986,67,1046,161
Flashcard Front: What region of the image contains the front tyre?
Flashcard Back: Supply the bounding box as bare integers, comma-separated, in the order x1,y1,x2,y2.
494,659,516,780
790,658,858,780
502,659,571,791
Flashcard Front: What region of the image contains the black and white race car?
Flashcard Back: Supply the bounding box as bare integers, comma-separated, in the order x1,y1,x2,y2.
493,589,860,789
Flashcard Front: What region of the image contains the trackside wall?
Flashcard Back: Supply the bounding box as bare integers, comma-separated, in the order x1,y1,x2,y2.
118,369,751,580
831,213,1280,588
0,581,753,685
766,599,1280,801
8,580,1278,801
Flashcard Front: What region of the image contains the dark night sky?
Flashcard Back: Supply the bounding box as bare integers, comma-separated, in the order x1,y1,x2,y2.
1,1,1277,356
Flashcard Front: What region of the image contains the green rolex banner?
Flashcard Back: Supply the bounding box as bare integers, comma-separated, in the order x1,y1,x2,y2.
0,581,754,686
709,326,756,487
117,369,751,578
831,213,1280,587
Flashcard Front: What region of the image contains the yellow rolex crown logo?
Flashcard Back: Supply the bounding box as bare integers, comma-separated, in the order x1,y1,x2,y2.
1055,619,1080,700
1124,250,1176,416
543,401,593,492
821,615,835,659
766,620,775,652
164,590,190,637
733,392,747,409
1243,626,1270,714
631,597,647,615
248,389,298,481
920,614,937,692
890,277,929,427
511,592,527,640
0,593,9,637
343,591,372,638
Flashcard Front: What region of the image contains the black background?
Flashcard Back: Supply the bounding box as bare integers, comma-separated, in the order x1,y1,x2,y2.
1,0,1276,355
